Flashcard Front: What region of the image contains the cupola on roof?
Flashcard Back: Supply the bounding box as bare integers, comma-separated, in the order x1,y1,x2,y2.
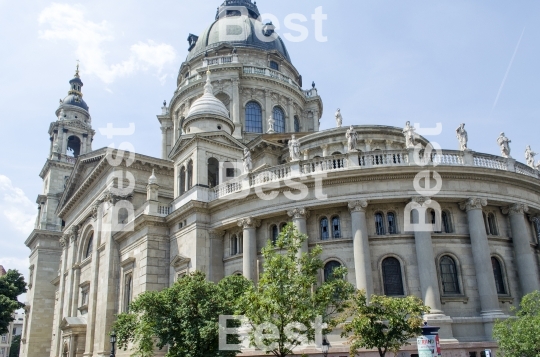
60,65,89,112
186,0,291,62
186,69,230,119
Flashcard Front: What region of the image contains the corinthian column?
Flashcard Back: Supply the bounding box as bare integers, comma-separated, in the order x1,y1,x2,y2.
502,203,540,294
459,198,503,320
348,200,373,298
287,207,309,256
238,217,261,282
161,127,167,159
410,197,443,315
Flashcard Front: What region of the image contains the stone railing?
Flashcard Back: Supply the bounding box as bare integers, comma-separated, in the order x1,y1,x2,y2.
203,54,238,67
303,88,318,98
205,150,540,202
179,73,202,89
243,66,300,88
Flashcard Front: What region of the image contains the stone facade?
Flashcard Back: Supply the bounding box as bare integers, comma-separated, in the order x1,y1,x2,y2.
21,1,540,357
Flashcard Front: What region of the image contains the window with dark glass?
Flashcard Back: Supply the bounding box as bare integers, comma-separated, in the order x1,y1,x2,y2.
85,237,93,258
271,225,279,245
440,256,460,294
431,210,442,233
382,257,404,296
294,116,300,132
488,213,499,236
273,107,285,133
442,211,452,233
320,217,329,240
492,257,506,294
375,213,385,235
324,261,342,281
245,101,263,133
179,167,186,195
387,212,397,234
124,274,132,312
187,160,193,190
208,158,219,188
332,216,341,239
269,60,279,70
231,235,238,256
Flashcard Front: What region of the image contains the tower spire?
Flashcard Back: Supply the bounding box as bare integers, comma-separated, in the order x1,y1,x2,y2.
74,60,80,78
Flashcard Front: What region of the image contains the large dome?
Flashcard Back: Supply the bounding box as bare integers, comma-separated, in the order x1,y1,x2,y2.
186,0,291,62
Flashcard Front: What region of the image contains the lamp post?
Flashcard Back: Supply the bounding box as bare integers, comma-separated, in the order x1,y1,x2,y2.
110,331,117,357
321,336,331,357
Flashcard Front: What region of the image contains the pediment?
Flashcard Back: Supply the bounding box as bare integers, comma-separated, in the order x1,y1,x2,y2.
60,316,87,331
169,132,246,160
170,254,191,269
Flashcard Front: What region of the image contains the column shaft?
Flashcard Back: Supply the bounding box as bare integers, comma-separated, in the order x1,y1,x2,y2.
238,218,260,282
161,128,167,159
288,208,309,257
348,201,374,299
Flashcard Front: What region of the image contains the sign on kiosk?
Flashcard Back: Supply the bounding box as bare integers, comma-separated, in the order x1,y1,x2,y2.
418,323,441,357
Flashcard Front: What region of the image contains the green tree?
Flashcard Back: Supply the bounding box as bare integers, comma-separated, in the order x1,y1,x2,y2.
240,223,355,357
113,271,251,357
0,270,26,335
341,291,430,357
493,291,540,357
9,335,21,357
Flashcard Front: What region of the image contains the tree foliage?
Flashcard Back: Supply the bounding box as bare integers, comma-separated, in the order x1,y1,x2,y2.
0,270,26,335
240,223,356,357
9,335,21,357
113,271,251,357
341,291,430,357
493,291,540,357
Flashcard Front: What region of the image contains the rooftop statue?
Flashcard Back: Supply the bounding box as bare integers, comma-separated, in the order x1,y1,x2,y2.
403,121,416,149
525,145,537,168
456,123,469,151
267,116,275,134
497,132,512,158
288,135,301,161
243,148,253,173
346,125,358,152
335,109,343,128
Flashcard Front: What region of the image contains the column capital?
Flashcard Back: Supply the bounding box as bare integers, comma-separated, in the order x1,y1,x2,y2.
502,203,529,216
209,230,226,239
287,207,310,219
237,217,261,229
411,196,431,205
348,200,368,212
459,197,487,212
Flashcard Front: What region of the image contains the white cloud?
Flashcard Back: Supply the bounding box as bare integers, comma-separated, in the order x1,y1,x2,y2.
38,3,177,84
0,175,36,236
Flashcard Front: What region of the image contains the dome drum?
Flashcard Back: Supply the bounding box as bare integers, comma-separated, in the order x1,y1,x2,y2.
182,113,234,135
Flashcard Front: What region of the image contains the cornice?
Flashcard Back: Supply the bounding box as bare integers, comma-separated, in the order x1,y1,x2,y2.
24,229,63,248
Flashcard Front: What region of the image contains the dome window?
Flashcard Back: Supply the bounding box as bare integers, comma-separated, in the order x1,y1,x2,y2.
269,61,279,71
262,22,275,37
217,125,222,130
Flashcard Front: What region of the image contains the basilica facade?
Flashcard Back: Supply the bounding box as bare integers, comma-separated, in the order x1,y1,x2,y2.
20,1,540,357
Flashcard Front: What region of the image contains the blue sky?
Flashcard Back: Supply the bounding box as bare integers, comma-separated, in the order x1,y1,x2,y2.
1,0,539,280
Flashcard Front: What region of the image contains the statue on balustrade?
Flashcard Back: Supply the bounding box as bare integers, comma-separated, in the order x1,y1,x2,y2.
403,121,416,149
346,126,358,152
335,109,343,128
456,123,469,151
58,109,65,121
497,132,512,158
243,148,253,173
267,116,275,134
525,145,537,168
288,135,301,161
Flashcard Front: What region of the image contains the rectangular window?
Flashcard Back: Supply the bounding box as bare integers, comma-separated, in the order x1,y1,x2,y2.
226,168,235,178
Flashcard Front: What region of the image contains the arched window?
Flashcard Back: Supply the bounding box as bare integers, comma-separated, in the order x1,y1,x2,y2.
208,158,219,188
375,212,385,235
231,235,238,256
187,160,193,190
273,107,285,133
332,216,341,239
85,237,93,259
179,166,186,195
67,136,82,157
431,209,442,233
492,257,506,294
320,217,329,240
533,218,540,244
387,212,397,234
324,261,342,281
124,274,133,312
294,116,300,132
271,225,279,245
440,256,460,294
245,101,263,133
442,211,452,233
382,257,404,296
483,212,490,235
488,213,499,236
269,60,279,70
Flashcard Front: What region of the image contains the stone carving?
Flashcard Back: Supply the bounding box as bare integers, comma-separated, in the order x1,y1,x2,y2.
335,109,343,128
348,200,369,212
287,207,310,219
237,217,261,229
525,146,537,168
497,132,512,158
346,126,358,152
68,225,80,242
403,121,416,149
243,148,252,173
91,202,100,220
456,123,468,151
288,135,301,161
59,235,68,248
58,109,65,121
501,203,529,215
459,197,488,212
267,116,275,134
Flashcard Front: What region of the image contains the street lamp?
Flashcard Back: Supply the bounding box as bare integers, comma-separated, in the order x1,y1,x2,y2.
321,336,331,357
110,331,117,357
